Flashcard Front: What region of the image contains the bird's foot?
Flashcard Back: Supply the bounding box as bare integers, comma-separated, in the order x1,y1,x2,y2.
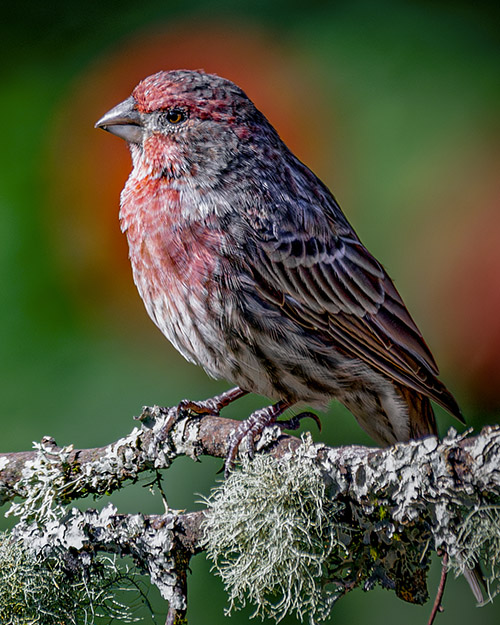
177,386,248,418
151,387,247,444
225,400,306,476
177,397,220,417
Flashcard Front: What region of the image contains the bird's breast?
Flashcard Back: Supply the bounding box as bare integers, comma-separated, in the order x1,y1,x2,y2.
121,176,219,280
119,175,227,370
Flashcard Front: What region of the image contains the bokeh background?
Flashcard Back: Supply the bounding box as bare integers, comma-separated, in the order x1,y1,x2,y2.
1,0,500,623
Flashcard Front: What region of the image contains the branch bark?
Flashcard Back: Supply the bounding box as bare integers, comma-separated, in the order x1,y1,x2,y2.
1,405,499,622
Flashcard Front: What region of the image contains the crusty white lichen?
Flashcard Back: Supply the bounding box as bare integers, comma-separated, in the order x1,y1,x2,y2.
11,503,188,612
6,440,74,524
78,405,204,496
322,426,500,602
2,406,202,514
140,404,204,466
1,408,201,619
3,407,500,624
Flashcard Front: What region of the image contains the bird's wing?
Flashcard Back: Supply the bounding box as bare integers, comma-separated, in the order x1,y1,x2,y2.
246,221,463,422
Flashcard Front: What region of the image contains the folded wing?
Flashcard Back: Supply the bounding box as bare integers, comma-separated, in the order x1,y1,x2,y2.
249,222,463,422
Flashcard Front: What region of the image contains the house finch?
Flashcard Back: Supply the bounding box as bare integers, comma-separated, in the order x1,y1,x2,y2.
95,69,465,461
96,69,484,602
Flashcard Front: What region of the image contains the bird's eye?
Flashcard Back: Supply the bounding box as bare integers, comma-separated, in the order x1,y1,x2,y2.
161,108,188,126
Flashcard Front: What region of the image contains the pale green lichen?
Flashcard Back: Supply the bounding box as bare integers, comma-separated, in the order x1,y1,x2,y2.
0,531,140,625
4,416,500,622
203,428,500,622
2,438,171,622
1,426,194,620
6,440,74,525
203,439,348,623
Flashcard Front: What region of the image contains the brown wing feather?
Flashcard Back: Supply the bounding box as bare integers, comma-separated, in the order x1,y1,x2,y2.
252,230,464,423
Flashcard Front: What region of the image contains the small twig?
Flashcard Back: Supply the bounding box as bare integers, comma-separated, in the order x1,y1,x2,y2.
145,470,170,513
427,552,449,625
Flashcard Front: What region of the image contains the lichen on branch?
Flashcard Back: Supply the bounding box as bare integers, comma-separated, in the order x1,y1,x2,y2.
204,428,500,622
1,407,500,623
203,439,346,623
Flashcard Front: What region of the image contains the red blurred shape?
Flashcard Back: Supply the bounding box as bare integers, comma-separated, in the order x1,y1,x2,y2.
417,144,500,409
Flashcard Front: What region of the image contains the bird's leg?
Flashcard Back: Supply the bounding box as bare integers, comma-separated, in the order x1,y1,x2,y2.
225,406,322,476
225,400,294,476
177,386,248,417
225,406,323,475
160,387,248,443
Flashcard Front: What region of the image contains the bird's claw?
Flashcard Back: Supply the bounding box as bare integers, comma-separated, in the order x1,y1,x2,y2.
224,408,321,476
276,411,322,432
155,398,219,444
225,425,257,478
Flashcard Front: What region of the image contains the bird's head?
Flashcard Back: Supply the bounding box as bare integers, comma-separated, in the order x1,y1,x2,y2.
96,70,268,180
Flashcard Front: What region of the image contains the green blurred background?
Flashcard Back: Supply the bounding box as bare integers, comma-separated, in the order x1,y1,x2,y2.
1,0,500,622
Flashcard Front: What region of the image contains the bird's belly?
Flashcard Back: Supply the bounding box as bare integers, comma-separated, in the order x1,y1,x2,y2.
137,284,282,397
132,264,322,399
135,272,220,371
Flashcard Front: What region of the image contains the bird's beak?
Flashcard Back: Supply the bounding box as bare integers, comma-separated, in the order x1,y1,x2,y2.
95,96,144,144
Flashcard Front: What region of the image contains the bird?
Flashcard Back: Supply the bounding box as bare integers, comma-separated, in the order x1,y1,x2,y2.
95,68,465,457
96,68,484,603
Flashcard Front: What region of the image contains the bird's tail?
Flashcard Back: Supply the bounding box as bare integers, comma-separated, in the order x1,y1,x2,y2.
396,385,438,439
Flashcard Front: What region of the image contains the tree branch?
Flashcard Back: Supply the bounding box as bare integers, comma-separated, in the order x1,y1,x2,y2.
1,405,499,623
0,405,309,509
